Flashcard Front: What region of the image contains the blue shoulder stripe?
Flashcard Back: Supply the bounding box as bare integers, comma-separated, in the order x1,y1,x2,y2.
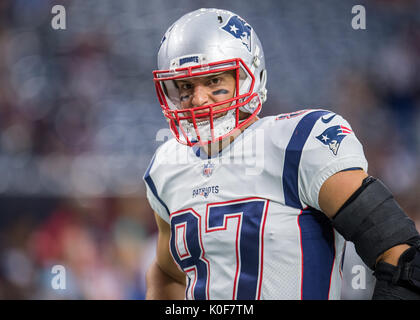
143,154,170,216
283,110,329,209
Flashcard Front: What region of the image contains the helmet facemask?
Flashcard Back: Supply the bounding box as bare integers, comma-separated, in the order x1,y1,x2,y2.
153,58,261,146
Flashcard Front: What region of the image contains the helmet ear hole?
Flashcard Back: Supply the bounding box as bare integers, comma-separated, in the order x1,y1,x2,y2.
259,69,267,103
260,69,267,88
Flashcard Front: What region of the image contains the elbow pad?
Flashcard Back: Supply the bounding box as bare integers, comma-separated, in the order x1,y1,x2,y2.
331,176,420,270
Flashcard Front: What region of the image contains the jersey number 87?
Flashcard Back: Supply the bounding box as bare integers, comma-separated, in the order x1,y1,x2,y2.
169,198,269,300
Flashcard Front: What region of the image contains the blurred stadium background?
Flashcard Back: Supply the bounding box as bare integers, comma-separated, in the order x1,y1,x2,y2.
0,0,419,299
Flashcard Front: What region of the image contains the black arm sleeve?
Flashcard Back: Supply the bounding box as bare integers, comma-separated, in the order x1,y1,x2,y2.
330,176,420,300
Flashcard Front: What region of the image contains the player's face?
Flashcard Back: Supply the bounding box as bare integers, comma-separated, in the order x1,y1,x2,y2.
175,71,236,122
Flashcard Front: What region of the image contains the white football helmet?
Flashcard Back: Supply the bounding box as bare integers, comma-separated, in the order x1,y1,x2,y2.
153,8,267,146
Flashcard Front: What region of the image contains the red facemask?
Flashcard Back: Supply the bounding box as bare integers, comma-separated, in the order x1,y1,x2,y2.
153,58,261,146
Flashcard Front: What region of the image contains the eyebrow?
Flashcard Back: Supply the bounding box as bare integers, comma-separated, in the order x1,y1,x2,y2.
177,74,225,84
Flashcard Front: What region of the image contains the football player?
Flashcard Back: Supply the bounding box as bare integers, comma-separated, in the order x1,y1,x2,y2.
144,8,420,300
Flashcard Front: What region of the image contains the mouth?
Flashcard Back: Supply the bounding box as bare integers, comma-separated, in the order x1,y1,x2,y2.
192,109,229,123
184,113,226,124
195,114,211,122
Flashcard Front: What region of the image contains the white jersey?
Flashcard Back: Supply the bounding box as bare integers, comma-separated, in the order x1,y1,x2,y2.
144,109,368,300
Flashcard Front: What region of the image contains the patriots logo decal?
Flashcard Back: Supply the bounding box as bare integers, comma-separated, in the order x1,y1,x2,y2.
221,15,252,51
316,125,353,155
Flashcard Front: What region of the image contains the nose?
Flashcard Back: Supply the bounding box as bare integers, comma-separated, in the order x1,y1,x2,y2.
191,84,209,108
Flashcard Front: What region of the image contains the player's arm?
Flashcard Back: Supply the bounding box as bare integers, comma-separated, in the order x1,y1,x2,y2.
146,212,186,300
319,170,410,265
319,169,420,299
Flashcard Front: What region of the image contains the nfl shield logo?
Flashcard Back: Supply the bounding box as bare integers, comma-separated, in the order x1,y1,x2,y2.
202,162,214,177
